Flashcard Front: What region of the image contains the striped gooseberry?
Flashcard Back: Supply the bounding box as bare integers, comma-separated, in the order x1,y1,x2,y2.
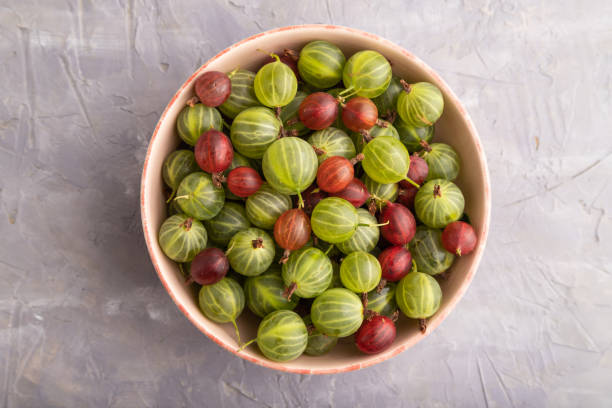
409,226,455,276
396,81,444,127
219,69,259,119
420,142,460,181
245,184,292,230
336,208,380,255
308,127,356,164
262,137,318,201
230,106,281,159
158,214,208,262
311,288,364,337
204,202,251,246
297,40,346,89
342,50,392,98
175,172,225,220
282,247,333,299
244,272,299,318
361,136,420,187
176,102,223,146
225,228,275,277
414,179,465,229
162,150,199,200
366,282,398,317
339,251,382,295
254,54,298,108
395,116,434,152
198,277,245,344
303,315,338,356
396,271,442,332
253,310,308,362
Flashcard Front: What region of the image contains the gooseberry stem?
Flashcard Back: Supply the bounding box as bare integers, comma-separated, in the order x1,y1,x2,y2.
349,153,365,165
411,259,418,273
228,67,240,78
231,319,242,346
279,249,291,264
419,140,432,152
166,189,176,203
361,292,368,308
324,244,334,255
400,79,412,93
237,337,257,352
312,145,326,155
187,96,199,107
418,318,427,333
433,184,441,198
376,279,387,293
252,238,264,249
403,177,420,189
174,195,190,200
284,282,297,301
296,190,304,209
338,86,358,99
357,221,390,228
284,48,299,61
391,310,400,322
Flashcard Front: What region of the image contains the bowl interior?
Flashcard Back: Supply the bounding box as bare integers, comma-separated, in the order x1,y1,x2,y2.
141,25,490,374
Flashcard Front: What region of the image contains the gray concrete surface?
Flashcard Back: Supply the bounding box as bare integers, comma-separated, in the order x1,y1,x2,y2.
1,0,611,407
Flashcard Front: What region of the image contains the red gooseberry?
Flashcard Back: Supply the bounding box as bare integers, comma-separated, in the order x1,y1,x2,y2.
227,167,263,198
194,71,231,107
441,221,477,256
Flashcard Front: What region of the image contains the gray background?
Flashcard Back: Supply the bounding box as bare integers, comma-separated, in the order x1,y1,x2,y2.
1,0,611,407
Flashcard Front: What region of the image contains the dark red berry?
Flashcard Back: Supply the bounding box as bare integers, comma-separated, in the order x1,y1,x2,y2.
298,92,339,130
227,167,262,197
317,156,354,193
194,129,234,186
441,221,477,256
378,246,412,282
400,154,428,189
300,184,328,215
274,209,312,262
355,314,396,354
380,202,416,245
330,178,369,208
188,248,229,285
397,186,418,209
194,71,231,107
342,97,378,132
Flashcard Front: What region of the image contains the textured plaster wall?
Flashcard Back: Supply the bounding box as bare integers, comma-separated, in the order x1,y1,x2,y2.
0,0,611,407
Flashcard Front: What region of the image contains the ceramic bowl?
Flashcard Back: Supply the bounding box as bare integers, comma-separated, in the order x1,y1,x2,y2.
141,24,491,374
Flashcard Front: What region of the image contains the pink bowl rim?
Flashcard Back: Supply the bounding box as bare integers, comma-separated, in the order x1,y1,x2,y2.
140,24,491,375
